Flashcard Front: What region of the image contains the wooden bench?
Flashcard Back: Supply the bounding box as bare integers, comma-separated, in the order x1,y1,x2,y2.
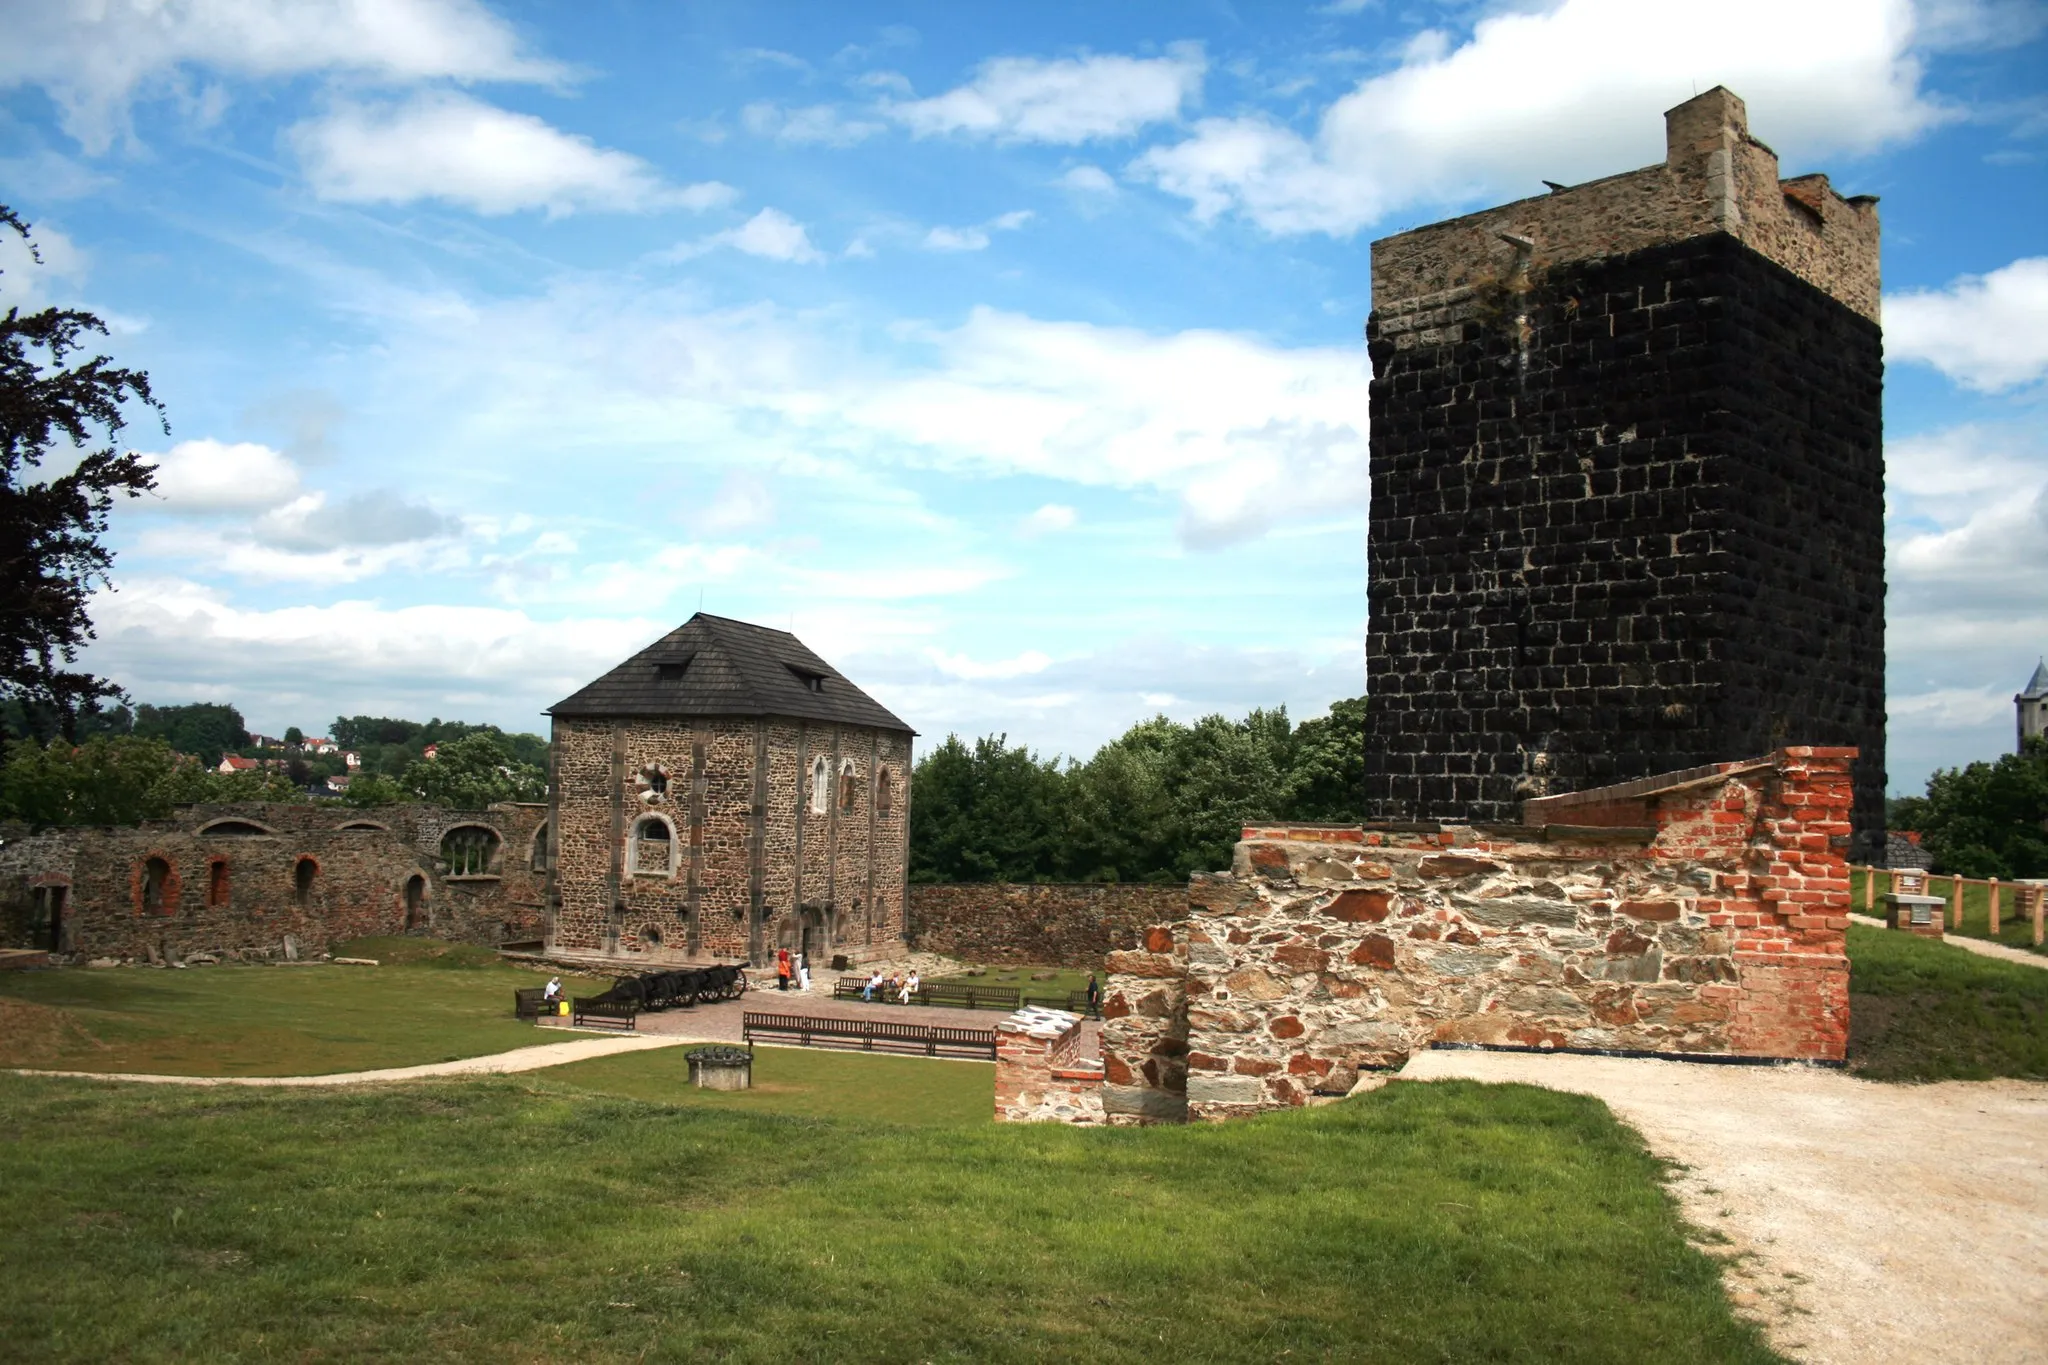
830,977,1021,1010
742,1011,996,1059
513,987,550,1020
571,996,637,1032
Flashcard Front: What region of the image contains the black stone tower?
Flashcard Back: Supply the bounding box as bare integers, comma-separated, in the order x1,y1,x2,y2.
1362,88,1885,857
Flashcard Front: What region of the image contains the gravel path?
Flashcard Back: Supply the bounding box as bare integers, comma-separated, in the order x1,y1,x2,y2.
8,1033,689,1087
1400,1049,2048,1364
1848,912,2047,969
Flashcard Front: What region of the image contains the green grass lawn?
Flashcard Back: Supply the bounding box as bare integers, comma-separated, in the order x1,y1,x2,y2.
929,963,1098,1001
1850,868,2046,954
1847,922,2048,1082
0,937,607,1077
0,1067,1781,1364
547,1044,994,1127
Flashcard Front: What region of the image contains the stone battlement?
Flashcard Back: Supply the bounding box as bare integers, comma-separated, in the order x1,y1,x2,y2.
1372,86,1879,321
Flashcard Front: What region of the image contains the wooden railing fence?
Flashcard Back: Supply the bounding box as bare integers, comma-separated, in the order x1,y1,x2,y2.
1850,866,2047,947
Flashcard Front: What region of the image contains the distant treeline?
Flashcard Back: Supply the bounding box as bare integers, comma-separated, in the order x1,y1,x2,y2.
0,703,549,826
909,699,1364,885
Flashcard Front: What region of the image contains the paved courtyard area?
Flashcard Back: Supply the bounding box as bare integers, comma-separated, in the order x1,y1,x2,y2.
1401,1050,2048,1365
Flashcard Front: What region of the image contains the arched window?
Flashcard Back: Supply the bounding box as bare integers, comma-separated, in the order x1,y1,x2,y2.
839,759,858,813
809,756,830,815
876,767,893,816
207,859,230,907
630,815,675,876
404,875,427,932
530,821,550,873
142,856,172,915
640,924,663,948
294,857,317,908
441,826,500,877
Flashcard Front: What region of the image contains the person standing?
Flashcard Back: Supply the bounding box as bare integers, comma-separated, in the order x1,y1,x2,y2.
796,951,811,992
1085,974,1101,1016
776,948,791,991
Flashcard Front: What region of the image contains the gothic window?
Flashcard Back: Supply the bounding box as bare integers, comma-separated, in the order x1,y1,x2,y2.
839,759,858,813
404,875,427,931
530,821,550,872
294,857,318,908
631,816,675,876
876,767,893,816
441,826,500,877
207,859,230,907
810,756,830,815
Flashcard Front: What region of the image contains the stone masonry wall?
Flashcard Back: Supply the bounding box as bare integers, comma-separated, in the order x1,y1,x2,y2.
549,715,910,967
908,882,1189,968
1100,924,1190,1124
0,802,548,962
1361,86,1885,857
1179,749,1852,1121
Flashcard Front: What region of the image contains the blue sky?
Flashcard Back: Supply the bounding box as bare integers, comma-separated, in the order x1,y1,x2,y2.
2,0,2044,794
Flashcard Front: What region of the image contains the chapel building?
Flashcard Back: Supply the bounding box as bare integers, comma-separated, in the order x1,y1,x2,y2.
543,614,914,967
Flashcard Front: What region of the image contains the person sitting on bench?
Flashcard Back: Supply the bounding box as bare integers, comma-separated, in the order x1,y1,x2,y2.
863,969,884,1002
543,977,562,1005
899,969,920,1005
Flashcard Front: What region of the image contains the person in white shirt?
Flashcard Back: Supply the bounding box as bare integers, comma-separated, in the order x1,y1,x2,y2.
900,969,919,1005
863,969,884,1002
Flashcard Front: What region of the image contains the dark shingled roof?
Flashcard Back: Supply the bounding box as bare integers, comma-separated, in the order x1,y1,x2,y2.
547,613,914,733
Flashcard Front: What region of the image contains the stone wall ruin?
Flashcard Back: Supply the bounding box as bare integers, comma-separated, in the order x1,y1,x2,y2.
1008,748,1851,1127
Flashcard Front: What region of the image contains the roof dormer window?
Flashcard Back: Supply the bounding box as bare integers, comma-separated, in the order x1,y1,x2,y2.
786,664,826,693
655,655,692,682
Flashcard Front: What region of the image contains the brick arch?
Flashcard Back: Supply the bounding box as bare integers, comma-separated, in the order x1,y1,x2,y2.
132,853,181,916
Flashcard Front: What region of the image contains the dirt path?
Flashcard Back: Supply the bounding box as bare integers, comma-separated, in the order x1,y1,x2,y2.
1848,913,2047,969
1399,1050,2048,1364
9,1033,690,1087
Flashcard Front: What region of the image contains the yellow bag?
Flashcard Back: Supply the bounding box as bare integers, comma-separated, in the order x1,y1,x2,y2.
557,1000,570,1016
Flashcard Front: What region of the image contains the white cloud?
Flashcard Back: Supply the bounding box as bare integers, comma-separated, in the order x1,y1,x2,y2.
0,218,89,312
890,44,1205,143
921,209,1034,252
723,208,825,263
923,648,1052,680
1,0,565,154
831,307,1370,547
139,439,302,512
741,101,885,146
1020,503,1078,537
82,576,658,727
1887,686,2014,729
1057,164,1117,194
1136,0,1943,235
1910,0,2048,49
289,92,729,216
1886,256,2048,391
254,489,457,551
696,472,776,532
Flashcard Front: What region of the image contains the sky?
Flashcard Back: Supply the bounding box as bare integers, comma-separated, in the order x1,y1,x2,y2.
1,0,2044,795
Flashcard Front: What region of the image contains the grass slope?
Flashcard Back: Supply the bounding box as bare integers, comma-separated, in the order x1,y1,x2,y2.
0,1071,1779,1364
1850,869,2046,955
546,1044,994,1126
1847,922,2048,1082
0,943,605,1076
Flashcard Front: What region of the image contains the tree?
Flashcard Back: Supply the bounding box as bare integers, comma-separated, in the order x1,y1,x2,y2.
1281,696,1366,823
908,734,1067,883
0,207,162,737
284,725,304,747
1902,738,2048,879
131,702,249,766
401,731,546,808
0,735,300,827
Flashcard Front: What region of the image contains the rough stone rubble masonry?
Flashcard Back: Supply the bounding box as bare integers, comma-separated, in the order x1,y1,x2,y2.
1360,85,1885,858
995,1006,1106,1125
1080,748,1854,1125
0,801,548,962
